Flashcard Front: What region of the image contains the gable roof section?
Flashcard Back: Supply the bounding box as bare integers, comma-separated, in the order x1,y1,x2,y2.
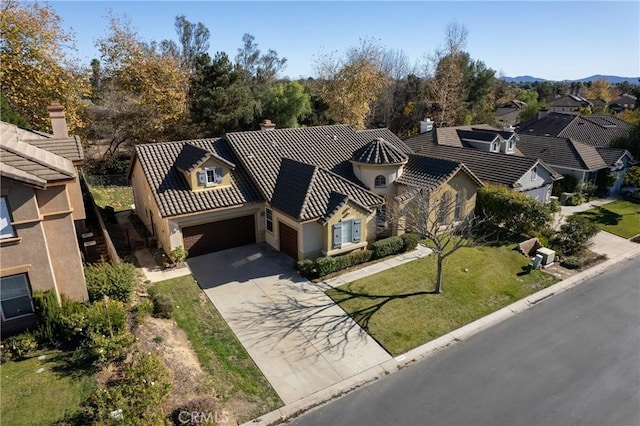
595,147,635,167
404,133,561,187
516,112,631,147
1,122,84,162
225,125,413,201
396,154,483,191
0,132,76,188
517,134,607,171
352,137,408,164
174,143,235,174
270,158,383,222
133,138,262,217
550,95,591,108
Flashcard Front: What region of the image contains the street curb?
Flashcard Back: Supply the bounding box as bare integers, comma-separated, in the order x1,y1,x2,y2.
243,249,639,426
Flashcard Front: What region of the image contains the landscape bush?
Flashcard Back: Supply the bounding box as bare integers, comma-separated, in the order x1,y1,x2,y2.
82,351,172,424
295,259,315,276
2,332,38,361
148,288,175,319
314,256,336,277
560,257,582,269
372,236,404,259
171,396,219,425
169,246,188,263
400,233,420,252
349,249,373,265
84,262,136,303
86,331,137,365
550,215,600,256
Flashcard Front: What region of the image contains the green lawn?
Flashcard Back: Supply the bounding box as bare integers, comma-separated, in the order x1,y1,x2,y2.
90,185,134,212
151,277,282,421
327,245,558,356
1,350,95,425
577,200,640,239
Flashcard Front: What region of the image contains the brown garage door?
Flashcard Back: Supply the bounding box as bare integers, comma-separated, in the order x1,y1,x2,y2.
279,222,298,259
182,215,255,258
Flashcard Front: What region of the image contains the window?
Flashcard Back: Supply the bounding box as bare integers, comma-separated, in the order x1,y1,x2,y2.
1,197,16,239
332,219,362,248
0,274,34,320
376,205,387,227
454,190,464,220
199,167,224,186
265,208,273,233
491,141,499,152
508,139,515,151
374,175,386,188
437,193,451,224
531,166,538,181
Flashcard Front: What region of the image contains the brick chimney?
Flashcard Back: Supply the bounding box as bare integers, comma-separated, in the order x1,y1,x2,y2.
47,101,69,138
259,119,276,131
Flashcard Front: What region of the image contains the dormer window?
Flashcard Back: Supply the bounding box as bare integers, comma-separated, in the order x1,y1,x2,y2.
374,175,387,188
199,167,224,186
491,141,499,152
508,139,515,151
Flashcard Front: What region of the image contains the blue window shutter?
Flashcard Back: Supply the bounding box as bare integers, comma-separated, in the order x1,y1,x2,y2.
215,167,224,183
333,223,342,248
352,219,361,242
198,171,207,185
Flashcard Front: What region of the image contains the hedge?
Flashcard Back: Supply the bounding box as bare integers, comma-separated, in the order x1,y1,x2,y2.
372,236,404,259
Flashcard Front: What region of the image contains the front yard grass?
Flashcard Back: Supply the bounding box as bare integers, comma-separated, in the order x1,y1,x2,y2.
151,276,282,421
1,350,95,425
89,185,134,212
327,244,558,356
576,200,640,239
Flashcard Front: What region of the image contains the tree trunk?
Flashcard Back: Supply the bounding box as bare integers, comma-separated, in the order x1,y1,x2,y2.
435,255,444,294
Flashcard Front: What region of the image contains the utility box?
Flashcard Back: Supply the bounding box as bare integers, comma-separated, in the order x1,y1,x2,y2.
536,247,556,266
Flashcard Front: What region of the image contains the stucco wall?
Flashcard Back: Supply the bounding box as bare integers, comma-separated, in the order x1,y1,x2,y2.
36,185,70,214
185,157,233,191
302,221,323,258
66,177,86,221
130,160,165,246
322,202,375,256
351,162,404,198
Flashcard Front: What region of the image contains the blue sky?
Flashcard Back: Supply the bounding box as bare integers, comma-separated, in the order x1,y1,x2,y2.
51,1,640,81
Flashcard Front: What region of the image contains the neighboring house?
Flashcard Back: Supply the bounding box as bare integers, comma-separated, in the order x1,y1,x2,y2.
548,95,593,113
0,106,89,335
517,134,609,184
609,94,637,113
595,147,637,195
495,100,527,126
517,112,632,147
405,130,562,203
130,124,483,260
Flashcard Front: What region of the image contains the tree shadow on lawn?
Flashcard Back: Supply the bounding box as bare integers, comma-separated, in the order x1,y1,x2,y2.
578,206,623,226
230,282,437,359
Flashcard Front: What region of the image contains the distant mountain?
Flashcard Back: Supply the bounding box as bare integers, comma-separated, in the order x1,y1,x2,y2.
500,75,639,84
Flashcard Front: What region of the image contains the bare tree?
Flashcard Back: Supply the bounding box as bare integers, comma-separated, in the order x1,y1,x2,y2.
389,188,493,294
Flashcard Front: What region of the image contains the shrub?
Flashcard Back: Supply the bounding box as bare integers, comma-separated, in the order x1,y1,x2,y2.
134,298,154,323
83,352,171,424
372,236,404,259
149,290,174,319
550,215,600,256
314,256,336,277
561,257,582,269
552,174,578,196
400,233,420,252
84,299,128,336
32,291,88,346
349,249,373,265
295,259,315,276
86,331,136,365
333,254,354,272
84,262,136,303
2,332,38,360
170,246,188,263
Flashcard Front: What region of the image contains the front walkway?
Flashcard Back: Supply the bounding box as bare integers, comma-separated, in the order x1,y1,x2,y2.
553,197,618,229
188,243,431,405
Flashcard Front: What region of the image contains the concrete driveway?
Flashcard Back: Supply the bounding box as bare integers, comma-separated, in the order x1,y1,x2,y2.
187,244,391,404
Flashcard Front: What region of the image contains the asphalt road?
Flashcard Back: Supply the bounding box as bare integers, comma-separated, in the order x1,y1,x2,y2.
292,258,640,426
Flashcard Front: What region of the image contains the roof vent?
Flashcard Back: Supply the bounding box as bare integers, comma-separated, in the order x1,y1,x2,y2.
260,119,276,131
419,118,434,134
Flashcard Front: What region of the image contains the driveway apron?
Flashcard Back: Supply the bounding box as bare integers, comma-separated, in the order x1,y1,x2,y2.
187,244,391,404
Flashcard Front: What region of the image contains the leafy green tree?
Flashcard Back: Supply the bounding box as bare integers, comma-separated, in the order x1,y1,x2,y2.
235,33,287,86
0,93,30,128
189,52,253,136
262,81,311,128
550,216,599,256
623,166,640,188
476,186,554,238
610,123,640,159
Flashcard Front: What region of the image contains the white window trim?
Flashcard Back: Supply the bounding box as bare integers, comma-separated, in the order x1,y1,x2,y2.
531,166,538,181
374,175,387,188
265,208,273,233
1,197,16,240
204,166,224,187
0,274,34,321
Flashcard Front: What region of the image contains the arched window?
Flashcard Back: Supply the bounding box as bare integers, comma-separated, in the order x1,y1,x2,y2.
374,175,386,188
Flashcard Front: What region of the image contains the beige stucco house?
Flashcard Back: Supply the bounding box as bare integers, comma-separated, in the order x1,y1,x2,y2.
129,124,484,261
1,108,88,335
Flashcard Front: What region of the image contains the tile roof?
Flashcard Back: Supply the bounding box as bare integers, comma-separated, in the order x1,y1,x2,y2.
549,95,592,108
516,112,632,147
595,147,635,167
225,125,413,201
404,132,560,187
396,154,483,192
271,158,383,222
517,134,608,171
0,122,84,163
352,137,408,164
133,139,262,217
174,143,235,174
